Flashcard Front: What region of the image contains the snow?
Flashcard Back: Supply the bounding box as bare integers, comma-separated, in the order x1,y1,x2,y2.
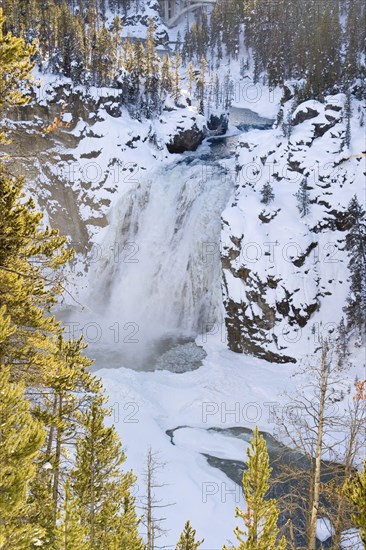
316,517,334,542
9,36,365,548
341,529,365,549
222,91,366,360
99,341,294,547
23,78,362,545
61,112,72,123
76,87,366,548
173,427,250,460
292,98,323,119
96,328,364,547
231,80,282,119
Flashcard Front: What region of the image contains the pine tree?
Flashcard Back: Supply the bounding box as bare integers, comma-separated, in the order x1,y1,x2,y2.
223,428,286,550
172,52,182,105
122,38,135,72
0,14,143,550
0,158,93,550
186,61,195,99
343,461,366,548
344,1,361,86
214,74,220,109
344,195,366,335
222,70,232,111
296,178,311,217
0,11,72,386
38,0,59,68
240,58,246,79
3,0,365,97
182,22,192,66
134,39,146,78
216,39,223,69
282,108,294,139
94,25,116,86
111,16,123,69
207,71,215,111
43,336,100,526
176,521,203,550
267,26,285,89
85,0,98,74
161,54,172,94
54,480,88,550
0,317,45,548
175,30,182,54
0,163,72,385
260,182,275,205
145,18,156,79
0,8,35,142
70,17,86,83
0,18,65,547
336,317,349,368
57,3,85,82
198,10,209,59
197,55,207,115
144,19,161,117
71,396,143,549
344,90,352,149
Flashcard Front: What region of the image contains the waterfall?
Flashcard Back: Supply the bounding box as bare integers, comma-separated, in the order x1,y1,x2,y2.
83,157,233,360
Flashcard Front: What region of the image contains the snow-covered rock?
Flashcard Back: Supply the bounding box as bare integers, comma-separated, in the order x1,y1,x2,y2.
166,118,205,153
207,112,229,135
341,528,365,549
1,76,209,242
221,91,366,362
316,517,334,543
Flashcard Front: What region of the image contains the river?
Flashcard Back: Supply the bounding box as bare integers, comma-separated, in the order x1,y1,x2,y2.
64,107,338,547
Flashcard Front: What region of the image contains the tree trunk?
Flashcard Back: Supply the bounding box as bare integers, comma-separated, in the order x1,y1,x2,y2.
52,393,63,522
308,346,327,550
46,394,58,459
147,450,152,550
90,412,96,546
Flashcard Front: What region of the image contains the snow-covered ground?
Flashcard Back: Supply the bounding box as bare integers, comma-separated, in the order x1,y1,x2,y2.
99,338,292,548
18,75,363,547
98,331,364,548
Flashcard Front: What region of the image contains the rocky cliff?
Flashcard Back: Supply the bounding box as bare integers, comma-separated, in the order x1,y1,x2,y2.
221,88,365,362
1,78,208,257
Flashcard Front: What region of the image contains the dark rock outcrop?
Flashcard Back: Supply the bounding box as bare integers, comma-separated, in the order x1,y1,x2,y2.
207,113,229,135
280,83,295,105
224,296,297,363
313,120,336,137
292,106,320,125
166,123,205,153
166,111,230,154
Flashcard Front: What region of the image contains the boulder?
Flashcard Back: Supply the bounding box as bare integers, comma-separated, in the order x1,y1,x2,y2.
166,123,205,153
292,105,320,125
207,112,229,135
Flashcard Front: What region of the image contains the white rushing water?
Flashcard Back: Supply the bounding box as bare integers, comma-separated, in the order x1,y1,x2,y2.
79,154,234,369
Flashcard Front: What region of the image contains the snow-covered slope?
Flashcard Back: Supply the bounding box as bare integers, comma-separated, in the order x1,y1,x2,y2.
222,87,366,362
